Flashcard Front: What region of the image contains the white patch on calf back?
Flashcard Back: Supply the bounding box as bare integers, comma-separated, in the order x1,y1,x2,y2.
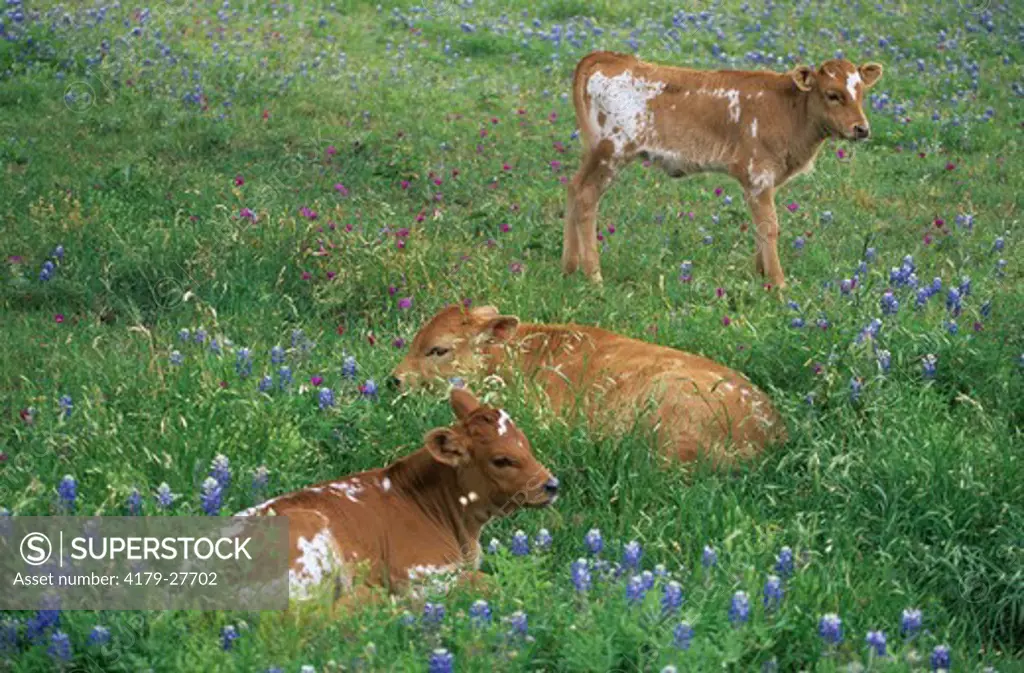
289,529,345,600
329,480,364,503
585,70,666,154
699,87,742,123
846,70,861,99
497,409,513,436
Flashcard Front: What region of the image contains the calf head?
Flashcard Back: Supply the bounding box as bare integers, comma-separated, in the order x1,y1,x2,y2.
791,59,883,141
392,305,520,390
425,388,557,515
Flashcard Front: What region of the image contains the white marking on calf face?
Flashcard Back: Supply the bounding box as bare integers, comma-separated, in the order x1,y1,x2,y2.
459,495,469,507
497,409,513,436
289,529,344,600
468,491,479,503
750,118,758,138
585,70,666,155
845,70,861,99
380,477,391,492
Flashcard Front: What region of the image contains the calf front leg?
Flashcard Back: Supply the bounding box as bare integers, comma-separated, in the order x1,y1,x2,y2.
745,187,785,290
564,143,617,284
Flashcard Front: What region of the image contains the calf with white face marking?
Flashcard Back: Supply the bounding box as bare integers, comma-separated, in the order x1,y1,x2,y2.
235,388,558,604
564,51,883,289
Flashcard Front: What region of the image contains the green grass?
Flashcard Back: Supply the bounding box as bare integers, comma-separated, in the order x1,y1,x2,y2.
1,0,1022,670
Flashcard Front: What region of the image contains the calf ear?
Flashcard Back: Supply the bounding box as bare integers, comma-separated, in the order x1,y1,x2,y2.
450,387,481,420
859,63,883,88
425,428,470,467
470,305,500,320
481,315,520,344
790,65,815,92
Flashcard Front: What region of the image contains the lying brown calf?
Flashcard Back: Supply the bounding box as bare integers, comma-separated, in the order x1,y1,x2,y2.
235,388,558,602
393,305,786,466
564,51,883,289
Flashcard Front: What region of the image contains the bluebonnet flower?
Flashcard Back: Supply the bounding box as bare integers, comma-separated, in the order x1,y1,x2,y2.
89,625,110,646
277,366,292,388
955,214,974,230
993,237,1004,252
252,466,269,493
178,328,190,342
428,648,454,673
729,591,750,626
930,645,950,671
793,236,805,250
866,630,887,656
922,354,938,380
318,387,335,409
535,528,553,551
510,530,530,556
622,540,642,569
291,330,305,348
170,350,184,366
58,474,77,511
126,488,142,515
422,602,445,626
996,258,1007,276
857,260,868,276
662,580,683,614
640,570,655,591
679,260,693,283
981,300,992,318
194,328,207,344
506,610,529,639
702,545,717,569
258,375,273,392
856,318,883,344
59,394,73,419
820,211,833,224
775,546,794,577
48,631,71,662
790,317,805,328
916,288,931,308
787,301,800,312
959,276,971,297
200,477,223,516
880,291,899,316
762,575,783,611
487,538,501,554
850,377,862,403
819,613,843,645
399,611,416,627
270,346,285,365
156,483,177,509
221,625,239,651
571,558,592,592
946,288,962,315
235,348,252,378
342,355,358,379
1,618,18,653
816,316,830,330
866,247,877,263
360,379,378,398
877,350,892,374
840,278,853,295
26,609,60,643
469,599,491,626
901,608,922,638
946,320,958,335
673,622,694,650
585,528,603,555
654,564,669,578
53,245,65,260
210,454,231,490
39,260,55,281
626,575,647,604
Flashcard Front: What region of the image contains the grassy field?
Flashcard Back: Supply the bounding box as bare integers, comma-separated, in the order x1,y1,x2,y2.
1,0,1022,670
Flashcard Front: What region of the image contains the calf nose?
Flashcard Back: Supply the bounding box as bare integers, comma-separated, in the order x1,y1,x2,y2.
387,376,402,390
853,124,870,139
544,476,560,495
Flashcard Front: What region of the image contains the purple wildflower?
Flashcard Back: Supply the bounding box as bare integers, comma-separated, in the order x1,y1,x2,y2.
818,613,843,645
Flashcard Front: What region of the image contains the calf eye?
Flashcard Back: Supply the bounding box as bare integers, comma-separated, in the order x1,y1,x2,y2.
426,346,451,357
827,92,844,103
491,457,516,469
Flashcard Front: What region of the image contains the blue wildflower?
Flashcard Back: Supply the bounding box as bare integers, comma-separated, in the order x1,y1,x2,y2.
170,350,184,366
762,575,783,612
626,574,647,604
775,546,794,577
59,394,73,419
1,618,18,652
194,328,207,344
428,648,454,673
793,236,805,250
48,631,71,662
469,599,491,626
877,350,892,374
535,528,553,551
916,288,931,308
678,260,693,282
946,288,962,315
930,644,951,671
673,622,694,650
58,474,77,511
993,237,1004,252
729,591,750,626
487,538,501,554
922,354,937,380
506,610,528,638
866,247,877,262
702,545,717,569
318,387,335,409
26,610,60,643
210,454,231,490
422,602,445,626
510,529,530,556
880,291,899,316
662,580,683,614
819,613,843,645
790,317,805,328
585,528,603,555
360,379,378,398
850,377,862,403
39,260,55,282
866,630,887,656
820,211,833,224
53,245,65,260
252,466,269,493
291,329,304,348
178,328,190,342
235,348,252,378
959,276,971,297
342,355,358,379
155,482,177,510
258,375,273,392
88,625,110,646
622,540,642,569
126,488,142,515
901,608,923,638
946,320,958,335
571,558,592,592
840,278,853,295
220,625,239,651
277,366,292,388
200,477,222,516
270,346,285,365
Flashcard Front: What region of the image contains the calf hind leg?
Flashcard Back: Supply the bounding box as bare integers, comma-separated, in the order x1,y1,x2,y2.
564,142,618,283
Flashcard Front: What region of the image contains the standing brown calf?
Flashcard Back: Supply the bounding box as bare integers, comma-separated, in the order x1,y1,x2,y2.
563,51,883,289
